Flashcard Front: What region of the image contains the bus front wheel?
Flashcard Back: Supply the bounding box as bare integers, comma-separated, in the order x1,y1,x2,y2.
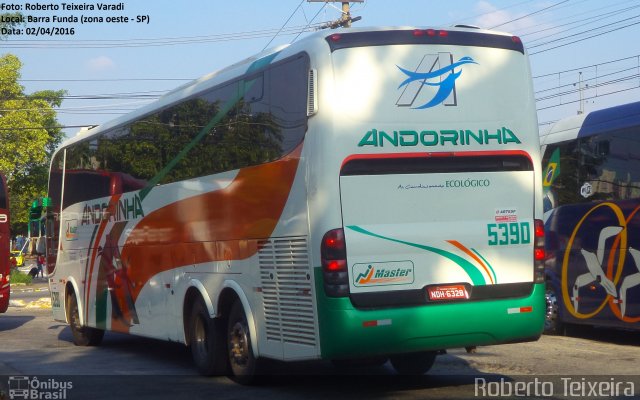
390,351,437,375
66,291,104,346
189,298,228,376
227,300,260,384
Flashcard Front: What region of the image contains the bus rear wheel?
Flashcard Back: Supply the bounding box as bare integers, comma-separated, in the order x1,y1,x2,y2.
189,298,228,376
390,351,437,375
227,300,260,384
544,284,565,335
66,291,104,346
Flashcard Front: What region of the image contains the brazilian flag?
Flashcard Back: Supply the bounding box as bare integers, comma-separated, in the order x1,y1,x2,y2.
543,148,560,193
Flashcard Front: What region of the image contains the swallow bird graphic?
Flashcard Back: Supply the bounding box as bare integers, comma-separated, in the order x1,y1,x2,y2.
397,56,478,109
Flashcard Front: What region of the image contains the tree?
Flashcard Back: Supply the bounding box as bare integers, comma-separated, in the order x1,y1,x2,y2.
0,53,65,234
0,12,22,38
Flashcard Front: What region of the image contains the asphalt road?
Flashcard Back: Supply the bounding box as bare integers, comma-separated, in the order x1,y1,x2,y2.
2,282,640,399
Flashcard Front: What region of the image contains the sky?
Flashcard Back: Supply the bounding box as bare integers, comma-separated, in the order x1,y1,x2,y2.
4,0,640,138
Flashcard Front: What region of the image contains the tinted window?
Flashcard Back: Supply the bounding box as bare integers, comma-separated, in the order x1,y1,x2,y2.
542,140,582,211
58,52,309,208
542,127,640,212
581,129,640,202
48,152,64,211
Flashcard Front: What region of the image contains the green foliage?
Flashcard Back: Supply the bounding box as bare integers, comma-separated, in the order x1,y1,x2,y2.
0,12,22,39
0,53,65,234
10,268,32,284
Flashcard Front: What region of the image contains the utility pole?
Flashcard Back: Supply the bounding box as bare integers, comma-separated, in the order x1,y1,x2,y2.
578,72,584,115
341,2,352,27
573,71,590,115
308,1,363,29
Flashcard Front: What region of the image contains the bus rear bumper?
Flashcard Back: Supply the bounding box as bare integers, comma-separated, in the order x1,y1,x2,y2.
317,282,545,360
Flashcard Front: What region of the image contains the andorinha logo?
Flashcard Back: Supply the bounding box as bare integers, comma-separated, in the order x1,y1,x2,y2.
353,261,414,287
396,53,477,109
358,127,521,148
81,193,144,226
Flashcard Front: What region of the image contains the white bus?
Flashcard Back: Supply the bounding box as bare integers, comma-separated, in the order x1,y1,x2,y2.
47,26,545,382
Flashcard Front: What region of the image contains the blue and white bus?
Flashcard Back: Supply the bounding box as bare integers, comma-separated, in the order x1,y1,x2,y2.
541,100,640,333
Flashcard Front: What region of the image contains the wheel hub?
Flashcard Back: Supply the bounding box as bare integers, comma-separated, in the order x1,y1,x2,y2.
229,322,249,366
545,289,559,328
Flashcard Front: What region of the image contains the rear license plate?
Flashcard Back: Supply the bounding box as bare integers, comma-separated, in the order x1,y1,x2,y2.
427,285,469,301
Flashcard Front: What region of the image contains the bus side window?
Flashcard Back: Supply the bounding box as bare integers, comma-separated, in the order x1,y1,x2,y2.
597,139,610,157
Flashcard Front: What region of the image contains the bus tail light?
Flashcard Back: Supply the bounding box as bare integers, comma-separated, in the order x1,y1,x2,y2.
413,29,448,37
321,228,350,297
534,219,545,283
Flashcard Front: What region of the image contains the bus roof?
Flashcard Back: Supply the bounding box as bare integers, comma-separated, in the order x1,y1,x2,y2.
540,100,640,145
59,25,520,151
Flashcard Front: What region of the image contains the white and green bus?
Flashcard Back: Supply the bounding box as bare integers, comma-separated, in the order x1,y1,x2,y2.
47,26,545,382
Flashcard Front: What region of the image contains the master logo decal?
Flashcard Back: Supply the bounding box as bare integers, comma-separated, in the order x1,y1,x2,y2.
353,261,415,287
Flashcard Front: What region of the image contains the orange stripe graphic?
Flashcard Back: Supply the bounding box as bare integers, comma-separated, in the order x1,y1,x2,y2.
119,144,303,303
85,194,122,322
447,240,495,285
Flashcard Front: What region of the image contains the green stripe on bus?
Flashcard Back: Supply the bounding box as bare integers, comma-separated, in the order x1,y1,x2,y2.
472,248,498,284
314,266,545,359
346,225,486,286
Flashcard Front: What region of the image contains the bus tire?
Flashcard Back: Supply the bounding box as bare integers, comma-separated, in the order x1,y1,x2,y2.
544,284,565,335
66,291,104,346
390,351,437,375
189,298,228,376
227,299,260,384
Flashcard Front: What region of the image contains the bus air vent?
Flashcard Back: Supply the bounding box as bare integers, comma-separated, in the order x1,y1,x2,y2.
258,237,317,347
307,69,318,117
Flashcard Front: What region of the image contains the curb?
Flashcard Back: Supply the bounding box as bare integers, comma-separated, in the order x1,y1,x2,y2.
9,287,49,294
8,298,52,310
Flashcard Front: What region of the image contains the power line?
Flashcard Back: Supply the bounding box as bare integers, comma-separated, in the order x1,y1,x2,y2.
536,85,640,111
291,3,328,44
14,53,639,102
528,13,640,49
6,90,167,100
16,78,192,82
0,125,92,130
524,6,640,46
490,0,569,29
262,0,306,51
518,1,640,38
536,71,640,102
535,65,639,96
530,19,640,55
2,22,329,49
0,100,150,113
533,54,640,79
